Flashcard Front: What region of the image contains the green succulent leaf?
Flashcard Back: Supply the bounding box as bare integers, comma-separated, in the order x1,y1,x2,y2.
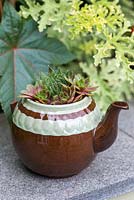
0,1,75,121
20,70,96,106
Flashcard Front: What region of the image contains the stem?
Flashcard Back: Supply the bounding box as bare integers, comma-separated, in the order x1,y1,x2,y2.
0,0,17,22
0,1,2,22
9,0,17,6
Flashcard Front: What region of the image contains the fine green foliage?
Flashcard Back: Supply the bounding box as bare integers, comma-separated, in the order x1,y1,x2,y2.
0,1,74,120
80,59,133,111
20,70,97,105
65,0,134,82
120,0,134,24
20,0,134,111
20,0,72,32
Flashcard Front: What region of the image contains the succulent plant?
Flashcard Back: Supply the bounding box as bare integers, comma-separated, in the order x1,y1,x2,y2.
20,70,97,105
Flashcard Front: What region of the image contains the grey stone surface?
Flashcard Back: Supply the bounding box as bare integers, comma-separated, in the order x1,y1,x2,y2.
0,109,134,200
119,102,134,138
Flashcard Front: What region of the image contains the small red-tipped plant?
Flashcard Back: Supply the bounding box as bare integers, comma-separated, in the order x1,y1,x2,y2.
20,70,97,105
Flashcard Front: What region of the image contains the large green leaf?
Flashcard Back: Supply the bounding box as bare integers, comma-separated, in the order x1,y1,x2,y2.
0,1,74,120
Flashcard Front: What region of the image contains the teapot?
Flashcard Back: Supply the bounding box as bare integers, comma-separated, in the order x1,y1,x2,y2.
11,97,129,178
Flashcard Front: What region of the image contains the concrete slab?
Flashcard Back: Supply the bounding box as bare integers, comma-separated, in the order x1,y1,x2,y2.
110,192,134,200
0,113,134,200
119,102,134,138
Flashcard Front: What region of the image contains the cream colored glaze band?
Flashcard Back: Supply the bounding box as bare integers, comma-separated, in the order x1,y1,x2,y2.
13,106,102,136
23,97,92,115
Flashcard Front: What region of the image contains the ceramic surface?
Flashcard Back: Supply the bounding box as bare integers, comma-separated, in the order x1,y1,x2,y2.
11,98,129,177
12,97,102,136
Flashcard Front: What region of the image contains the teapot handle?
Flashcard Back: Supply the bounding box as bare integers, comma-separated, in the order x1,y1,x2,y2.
10,101,18,114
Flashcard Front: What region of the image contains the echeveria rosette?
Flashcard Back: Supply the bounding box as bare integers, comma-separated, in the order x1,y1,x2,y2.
20,71,97,105
20,85,42,98
20,85,44,103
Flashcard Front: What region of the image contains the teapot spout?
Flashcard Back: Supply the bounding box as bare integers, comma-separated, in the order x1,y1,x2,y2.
10,101,18,114
93,101,129,153
112,101,129,110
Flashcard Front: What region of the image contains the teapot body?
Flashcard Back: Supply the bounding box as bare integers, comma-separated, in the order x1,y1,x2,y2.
12,97,101,177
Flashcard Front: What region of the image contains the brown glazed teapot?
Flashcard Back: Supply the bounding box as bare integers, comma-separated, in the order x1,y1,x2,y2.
11,97,129,178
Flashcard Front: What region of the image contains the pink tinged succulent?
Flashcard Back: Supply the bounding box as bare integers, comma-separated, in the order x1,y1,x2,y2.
73,94,83,103
19,71,97,105
20,84,43,99
66,86,76,104
77,87,98,95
